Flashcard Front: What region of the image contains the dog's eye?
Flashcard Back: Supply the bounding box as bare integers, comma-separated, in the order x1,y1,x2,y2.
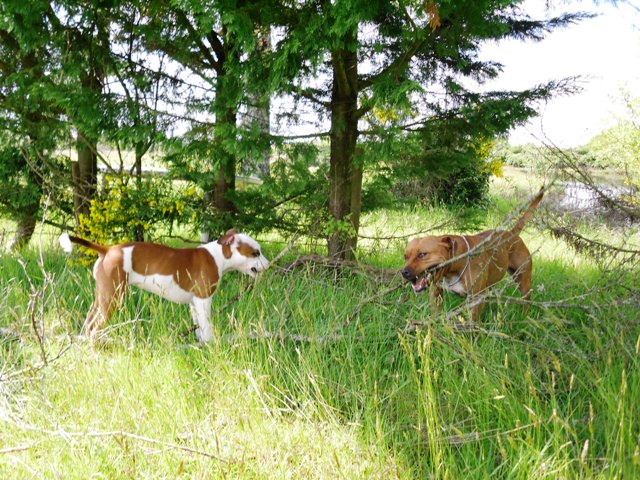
417,252,426,259
254,250,261,257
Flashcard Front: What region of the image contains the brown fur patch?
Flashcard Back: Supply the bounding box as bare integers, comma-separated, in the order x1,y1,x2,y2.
217,229,238,259
236,243,257,258
130,243,219,298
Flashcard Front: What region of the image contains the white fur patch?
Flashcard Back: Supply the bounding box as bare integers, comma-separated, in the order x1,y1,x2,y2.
59,233,72,253
122,246,134,273
443,274,468,295
128,271,194,304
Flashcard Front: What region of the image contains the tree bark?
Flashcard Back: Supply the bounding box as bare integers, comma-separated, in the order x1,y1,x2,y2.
212,150,236,216
134,143,144,241
73,59,104,226
254,28,271,178
345,161,363,256
7,210,37,251
328,33,360,260
75,132,98,222
209,72,238,232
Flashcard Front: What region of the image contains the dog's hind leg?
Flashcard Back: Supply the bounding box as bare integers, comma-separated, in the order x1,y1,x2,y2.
83,258,127,339
469,299,485,322
509,258,533,316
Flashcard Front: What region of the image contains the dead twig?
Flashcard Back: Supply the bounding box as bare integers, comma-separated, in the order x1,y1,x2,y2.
357,219,455,241
545,224,640,256
7,422,231,463
16,259,48,366
0,444,37,454
1,341,72,383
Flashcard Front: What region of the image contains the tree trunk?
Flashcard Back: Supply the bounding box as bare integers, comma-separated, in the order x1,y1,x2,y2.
73,50,105,228
75,132,98,222
254,28,271,178
212,149,236,216
328,35,360,260
208,72,238,234
134,144,144,241
7,210,37,251
344,161,363,255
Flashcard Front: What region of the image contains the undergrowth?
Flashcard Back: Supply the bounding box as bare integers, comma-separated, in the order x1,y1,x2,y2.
1,179,639,478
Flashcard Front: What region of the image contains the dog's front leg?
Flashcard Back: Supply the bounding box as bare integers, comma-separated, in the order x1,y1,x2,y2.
469,300,485,322
428,284,444,317
190,296,213,343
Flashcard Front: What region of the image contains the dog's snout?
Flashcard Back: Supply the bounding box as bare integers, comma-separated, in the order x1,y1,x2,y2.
251,267,258,273
401,267,412,279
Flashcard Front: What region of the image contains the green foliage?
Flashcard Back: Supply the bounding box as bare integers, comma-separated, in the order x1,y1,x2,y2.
366,131,503,207
431,162,494,206
0,140,70,224
586,99,640,172
265,0,587,257
390,165,492,207
0,146,42,218
0,0,593,254
0,1,71,230
496,141,545,169
229,143,329,236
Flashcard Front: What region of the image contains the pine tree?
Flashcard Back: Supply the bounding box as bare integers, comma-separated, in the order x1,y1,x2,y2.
140,0,270,235
271,0,587,259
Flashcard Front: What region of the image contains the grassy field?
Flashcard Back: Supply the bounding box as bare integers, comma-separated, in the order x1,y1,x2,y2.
1,171,639,478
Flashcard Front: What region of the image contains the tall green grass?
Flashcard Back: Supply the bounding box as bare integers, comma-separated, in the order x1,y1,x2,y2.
1,179,639,478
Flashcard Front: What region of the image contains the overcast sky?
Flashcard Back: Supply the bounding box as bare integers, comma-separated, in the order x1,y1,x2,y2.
480,0,640,147
271,1,639,147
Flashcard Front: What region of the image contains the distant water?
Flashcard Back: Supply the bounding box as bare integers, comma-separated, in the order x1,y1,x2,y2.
558,181,634,211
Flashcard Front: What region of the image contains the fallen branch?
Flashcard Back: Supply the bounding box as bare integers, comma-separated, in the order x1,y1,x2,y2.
1,341,72,383
422,420,542,445
7,423,231,463
357,219,455,241
0,444,36,455
546,224,640,256
225,329,345,345
282,254,398,281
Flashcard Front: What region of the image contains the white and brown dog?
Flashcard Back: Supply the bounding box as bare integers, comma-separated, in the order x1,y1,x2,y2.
59,229,269,342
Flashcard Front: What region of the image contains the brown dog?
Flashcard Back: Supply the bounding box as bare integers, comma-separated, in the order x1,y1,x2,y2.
401,190,544,320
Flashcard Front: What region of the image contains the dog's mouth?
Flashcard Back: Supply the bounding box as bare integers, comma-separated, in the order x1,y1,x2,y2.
410,271,433,293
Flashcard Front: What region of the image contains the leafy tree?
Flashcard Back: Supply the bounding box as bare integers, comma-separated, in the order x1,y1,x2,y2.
271,0,586,259
586,94,640,171
139,0,272,236
0,1,68,249
43,0,114,221
99,2,180,240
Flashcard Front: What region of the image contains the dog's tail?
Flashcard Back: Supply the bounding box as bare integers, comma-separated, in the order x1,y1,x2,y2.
59,233,109,256
510,188,544,236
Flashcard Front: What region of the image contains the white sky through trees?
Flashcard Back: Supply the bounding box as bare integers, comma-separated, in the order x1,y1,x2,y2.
479,0,640,147
270,1,640,148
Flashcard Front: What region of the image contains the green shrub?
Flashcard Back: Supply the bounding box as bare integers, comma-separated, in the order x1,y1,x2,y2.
76,173,200,263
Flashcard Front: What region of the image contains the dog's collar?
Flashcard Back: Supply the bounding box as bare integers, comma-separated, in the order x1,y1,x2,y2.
448,235,471,286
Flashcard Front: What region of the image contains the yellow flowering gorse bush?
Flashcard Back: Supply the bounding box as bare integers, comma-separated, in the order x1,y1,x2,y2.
75,174,201,266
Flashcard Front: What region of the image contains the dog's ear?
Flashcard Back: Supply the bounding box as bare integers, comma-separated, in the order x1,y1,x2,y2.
440,236,455,250
218,229,238,246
